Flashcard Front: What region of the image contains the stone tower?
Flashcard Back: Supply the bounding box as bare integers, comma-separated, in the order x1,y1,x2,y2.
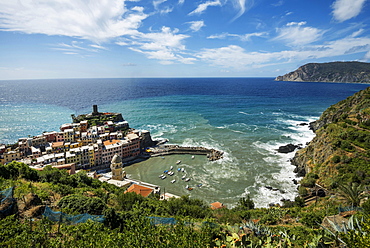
110,154,126,180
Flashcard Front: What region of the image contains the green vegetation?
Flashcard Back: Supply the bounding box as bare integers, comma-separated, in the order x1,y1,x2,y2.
2,86,370,246
295,87,370,189
1,161,370,247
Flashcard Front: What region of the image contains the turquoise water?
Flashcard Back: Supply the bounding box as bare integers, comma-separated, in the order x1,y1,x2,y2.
0,78,368,207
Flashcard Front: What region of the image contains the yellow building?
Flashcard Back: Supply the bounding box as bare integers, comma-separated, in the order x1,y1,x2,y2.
1,149,21,164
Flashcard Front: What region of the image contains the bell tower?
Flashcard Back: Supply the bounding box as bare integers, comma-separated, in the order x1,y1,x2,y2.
110,154,126,180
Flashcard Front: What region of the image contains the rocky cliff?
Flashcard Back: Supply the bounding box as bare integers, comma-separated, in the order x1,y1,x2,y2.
275,61,370,83
291,87,370,188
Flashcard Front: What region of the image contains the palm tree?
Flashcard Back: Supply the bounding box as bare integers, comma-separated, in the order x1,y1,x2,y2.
337,182,366,207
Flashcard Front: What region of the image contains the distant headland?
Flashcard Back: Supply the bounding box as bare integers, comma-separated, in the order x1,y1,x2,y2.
275,61,370,83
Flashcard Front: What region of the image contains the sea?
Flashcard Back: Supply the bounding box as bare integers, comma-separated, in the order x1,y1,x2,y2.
0,78,369,207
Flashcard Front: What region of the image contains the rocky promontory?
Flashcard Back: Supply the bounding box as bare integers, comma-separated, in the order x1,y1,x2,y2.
291,86,370,187
275,61,370,83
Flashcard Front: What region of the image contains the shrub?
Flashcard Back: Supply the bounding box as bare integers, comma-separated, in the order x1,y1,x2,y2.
332,155,341,163
300,177,316,188
298,185,308,196
58,194,106,215
300,211,324,228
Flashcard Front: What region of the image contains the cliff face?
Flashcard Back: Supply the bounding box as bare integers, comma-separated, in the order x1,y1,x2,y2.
276,62,370,83
291,87,370,188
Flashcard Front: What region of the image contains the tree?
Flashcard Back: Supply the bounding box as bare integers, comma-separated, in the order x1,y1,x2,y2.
235,195,255,211
338,182,366,207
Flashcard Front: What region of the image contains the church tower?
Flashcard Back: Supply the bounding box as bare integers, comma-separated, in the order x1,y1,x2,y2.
110,154,126,180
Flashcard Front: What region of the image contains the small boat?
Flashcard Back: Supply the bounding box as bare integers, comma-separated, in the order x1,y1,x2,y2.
197,184,202,187
177,168,181,172
192,156,195,159
170,166,173,170
164,170,169,173
187,187,193,191
171,179,176,183
159,174,164,178
182,175,186,180
176,160,181,165
181,168,185,172
161,175,166,179
185,185,189,189
185,178,190,182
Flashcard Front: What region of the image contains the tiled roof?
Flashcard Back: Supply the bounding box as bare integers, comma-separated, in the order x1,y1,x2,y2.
210,201,225,210
125,184,154,197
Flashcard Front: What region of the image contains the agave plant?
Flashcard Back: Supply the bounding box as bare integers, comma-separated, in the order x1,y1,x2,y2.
243,221,273,237
321,215,365,247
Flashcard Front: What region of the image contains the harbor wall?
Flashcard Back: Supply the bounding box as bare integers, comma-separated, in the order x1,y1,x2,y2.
150,145,223,161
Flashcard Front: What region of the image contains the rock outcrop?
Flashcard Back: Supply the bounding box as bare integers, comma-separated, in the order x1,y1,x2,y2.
275,61,370,83
277,144,299,153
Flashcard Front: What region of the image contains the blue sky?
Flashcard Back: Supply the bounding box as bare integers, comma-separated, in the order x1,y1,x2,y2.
0,0,369,79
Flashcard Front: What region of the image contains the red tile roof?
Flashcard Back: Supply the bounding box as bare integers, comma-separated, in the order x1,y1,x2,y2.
210,201,226,210
125,184,154,197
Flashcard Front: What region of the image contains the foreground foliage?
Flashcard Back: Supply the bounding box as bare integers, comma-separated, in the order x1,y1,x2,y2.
1,161,370,247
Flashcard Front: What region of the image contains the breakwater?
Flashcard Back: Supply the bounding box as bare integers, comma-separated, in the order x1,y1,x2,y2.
150,145,223,161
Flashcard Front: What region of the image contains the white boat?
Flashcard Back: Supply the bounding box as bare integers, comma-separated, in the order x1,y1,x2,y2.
181,168,185,172
170,166,173,170
192,156,195,159
176,160,181,165
185,178,190,182
185,185,189,189
161,175,166,179
159,174,164,178
171,179,176,183
182,175,186,180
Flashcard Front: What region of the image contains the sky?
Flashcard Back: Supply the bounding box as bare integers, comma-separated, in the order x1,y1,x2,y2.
0,0,369,80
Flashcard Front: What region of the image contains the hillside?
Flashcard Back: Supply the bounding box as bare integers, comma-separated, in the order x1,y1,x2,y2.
275,61,370,83
3,89,370,246
292,86,370,188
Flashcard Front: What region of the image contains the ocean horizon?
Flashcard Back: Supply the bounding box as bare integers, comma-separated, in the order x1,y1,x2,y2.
1,77,369,207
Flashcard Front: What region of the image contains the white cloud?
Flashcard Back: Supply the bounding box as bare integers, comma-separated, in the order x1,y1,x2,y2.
351,29,365,37
188,21,205,32
332,0,366,22
286,21,306,26
90,44,108,50
0,0,148,42
128,26,195,64
188,0,221,15
153,0,168,9
196,36,370,69
207,32,267,41
230,0,256,21
275,22,323,46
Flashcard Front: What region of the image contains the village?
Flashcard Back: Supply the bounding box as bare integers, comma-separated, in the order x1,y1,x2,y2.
0,105,156,169
0,105,225,208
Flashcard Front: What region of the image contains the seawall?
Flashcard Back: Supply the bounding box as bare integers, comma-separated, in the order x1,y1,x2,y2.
150,145,223,161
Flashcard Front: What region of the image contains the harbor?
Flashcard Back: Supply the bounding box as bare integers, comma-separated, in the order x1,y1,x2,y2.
124,154,212,201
